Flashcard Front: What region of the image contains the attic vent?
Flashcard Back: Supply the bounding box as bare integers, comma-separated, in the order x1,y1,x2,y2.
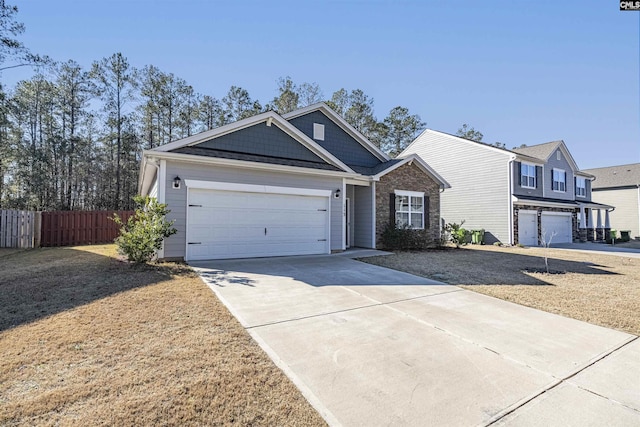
313,123,325,141
556,151,561,160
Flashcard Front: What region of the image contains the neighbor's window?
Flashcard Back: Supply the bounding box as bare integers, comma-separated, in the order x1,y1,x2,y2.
553,169,566,192
395,190,424,229
521,163,536,188
576,177,586,197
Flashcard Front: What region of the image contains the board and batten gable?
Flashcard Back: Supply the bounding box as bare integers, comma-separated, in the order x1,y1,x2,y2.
287,111,381,167
543,148,575,201
161,160,344,259
591,187,640,238
401,130,513,244
194,121,327,163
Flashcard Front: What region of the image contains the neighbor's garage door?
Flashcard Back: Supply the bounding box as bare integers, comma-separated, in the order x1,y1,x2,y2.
540,213,572,244
186,188,330,261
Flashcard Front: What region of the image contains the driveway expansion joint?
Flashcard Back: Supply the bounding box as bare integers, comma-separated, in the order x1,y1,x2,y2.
483,335,640,426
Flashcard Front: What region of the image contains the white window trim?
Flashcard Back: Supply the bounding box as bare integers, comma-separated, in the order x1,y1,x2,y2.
552,168,567,193
575,177,586,198
521,163,536,189
394,190,425,229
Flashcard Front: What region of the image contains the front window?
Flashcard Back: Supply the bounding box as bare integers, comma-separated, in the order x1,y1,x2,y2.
521,163,536,188
395,190,424,229
576,177,586,197
553,169,566,192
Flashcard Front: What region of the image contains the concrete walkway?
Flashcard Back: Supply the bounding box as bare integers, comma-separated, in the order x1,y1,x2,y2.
191,254,640,426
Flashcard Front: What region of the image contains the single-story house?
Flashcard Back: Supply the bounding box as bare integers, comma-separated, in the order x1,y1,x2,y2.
582,163,640,239
138,103,449,261
400,130,613,245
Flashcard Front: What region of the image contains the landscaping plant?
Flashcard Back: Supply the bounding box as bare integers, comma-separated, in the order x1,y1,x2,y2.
444,221,468,248
112,195,177,263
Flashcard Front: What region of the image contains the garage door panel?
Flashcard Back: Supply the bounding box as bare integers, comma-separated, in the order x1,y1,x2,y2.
187,188,330,260
541,214,572,244
518,211,538,246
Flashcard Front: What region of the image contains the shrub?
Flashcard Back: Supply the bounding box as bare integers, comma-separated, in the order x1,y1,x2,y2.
493,242,503,246
112,195,177,264
443,221,469,248
380,222,435,251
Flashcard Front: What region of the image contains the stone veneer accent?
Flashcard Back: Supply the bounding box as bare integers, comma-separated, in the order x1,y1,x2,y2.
375,162,441,247
513,205,579,245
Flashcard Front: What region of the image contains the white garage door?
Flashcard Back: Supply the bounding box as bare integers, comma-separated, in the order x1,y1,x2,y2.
518,210,538,246
186,188,330,261
540,213,572,245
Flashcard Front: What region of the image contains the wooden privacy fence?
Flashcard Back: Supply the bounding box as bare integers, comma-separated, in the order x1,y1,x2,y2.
0,210,41,248
40,210,135,247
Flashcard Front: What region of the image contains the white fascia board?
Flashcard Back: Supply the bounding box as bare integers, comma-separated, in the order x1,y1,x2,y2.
143,150,363,179
376,154,451,189
184,179,332,197
283,102,390,162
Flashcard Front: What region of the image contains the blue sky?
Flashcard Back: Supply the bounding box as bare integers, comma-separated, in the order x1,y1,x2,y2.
3,0,639,169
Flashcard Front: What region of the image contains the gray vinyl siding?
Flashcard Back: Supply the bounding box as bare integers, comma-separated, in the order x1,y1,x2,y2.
591,188,640,238
513,162,543,198
162,160,343,258
544,149,575,200
193,122,324,163
288,111,380,167
401,130,513,243
574,176,592,202
353,185,374,248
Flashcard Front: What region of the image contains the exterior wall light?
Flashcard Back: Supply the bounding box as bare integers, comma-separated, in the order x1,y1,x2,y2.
173,176,181,189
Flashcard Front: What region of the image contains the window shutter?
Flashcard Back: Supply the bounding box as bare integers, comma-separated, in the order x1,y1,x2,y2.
536,166,541,188
551,169,554,189
389,193,396,227
424,196,430,229
517,162,522,186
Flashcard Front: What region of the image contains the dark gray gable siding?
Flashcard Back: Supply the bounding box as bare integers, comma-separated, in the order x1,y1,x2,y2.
191,122,326,163
172,146,341,171
288,110,381,167
513,161,543,197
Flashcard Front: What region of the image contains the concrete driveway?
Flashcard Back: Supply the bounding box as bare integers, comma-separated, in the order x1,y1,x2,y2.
191,253,640,426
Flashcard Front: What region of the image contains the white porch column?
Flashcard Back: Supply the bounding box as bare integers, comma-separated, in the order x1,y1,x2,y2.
587,209,594,229
596,209,603,228
579,207,586,228
605,210,611,228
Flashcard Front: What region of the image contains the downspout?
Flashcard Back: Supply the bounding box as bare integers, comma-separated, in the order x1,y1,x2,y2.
508,157,515,245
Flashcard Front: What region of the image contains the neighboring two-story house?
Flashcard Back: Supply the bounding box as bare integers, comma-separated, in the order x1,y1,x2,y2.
138,103,449,261
401,130,613,245
582,163,640,240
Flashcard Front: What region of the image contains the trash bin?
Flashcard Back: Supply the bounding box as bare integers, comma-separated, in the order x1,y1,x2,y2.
608,229,617,244
620,230,631,242
471,229,485,245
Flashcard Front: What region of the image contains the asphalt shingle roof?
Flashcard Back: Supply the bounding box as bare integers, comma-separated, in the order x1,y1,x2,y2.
349,159,403,176
582,163,640,189
512,141,563,161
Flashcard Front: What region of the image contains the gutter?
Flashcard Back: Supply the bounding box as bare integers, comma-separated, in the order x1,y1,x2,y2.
508,156,515,245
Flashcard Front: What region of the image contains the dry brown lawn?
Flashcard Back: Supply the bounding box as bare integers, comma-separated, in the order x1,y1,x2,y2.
0,245,325,426
363,245,640,336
